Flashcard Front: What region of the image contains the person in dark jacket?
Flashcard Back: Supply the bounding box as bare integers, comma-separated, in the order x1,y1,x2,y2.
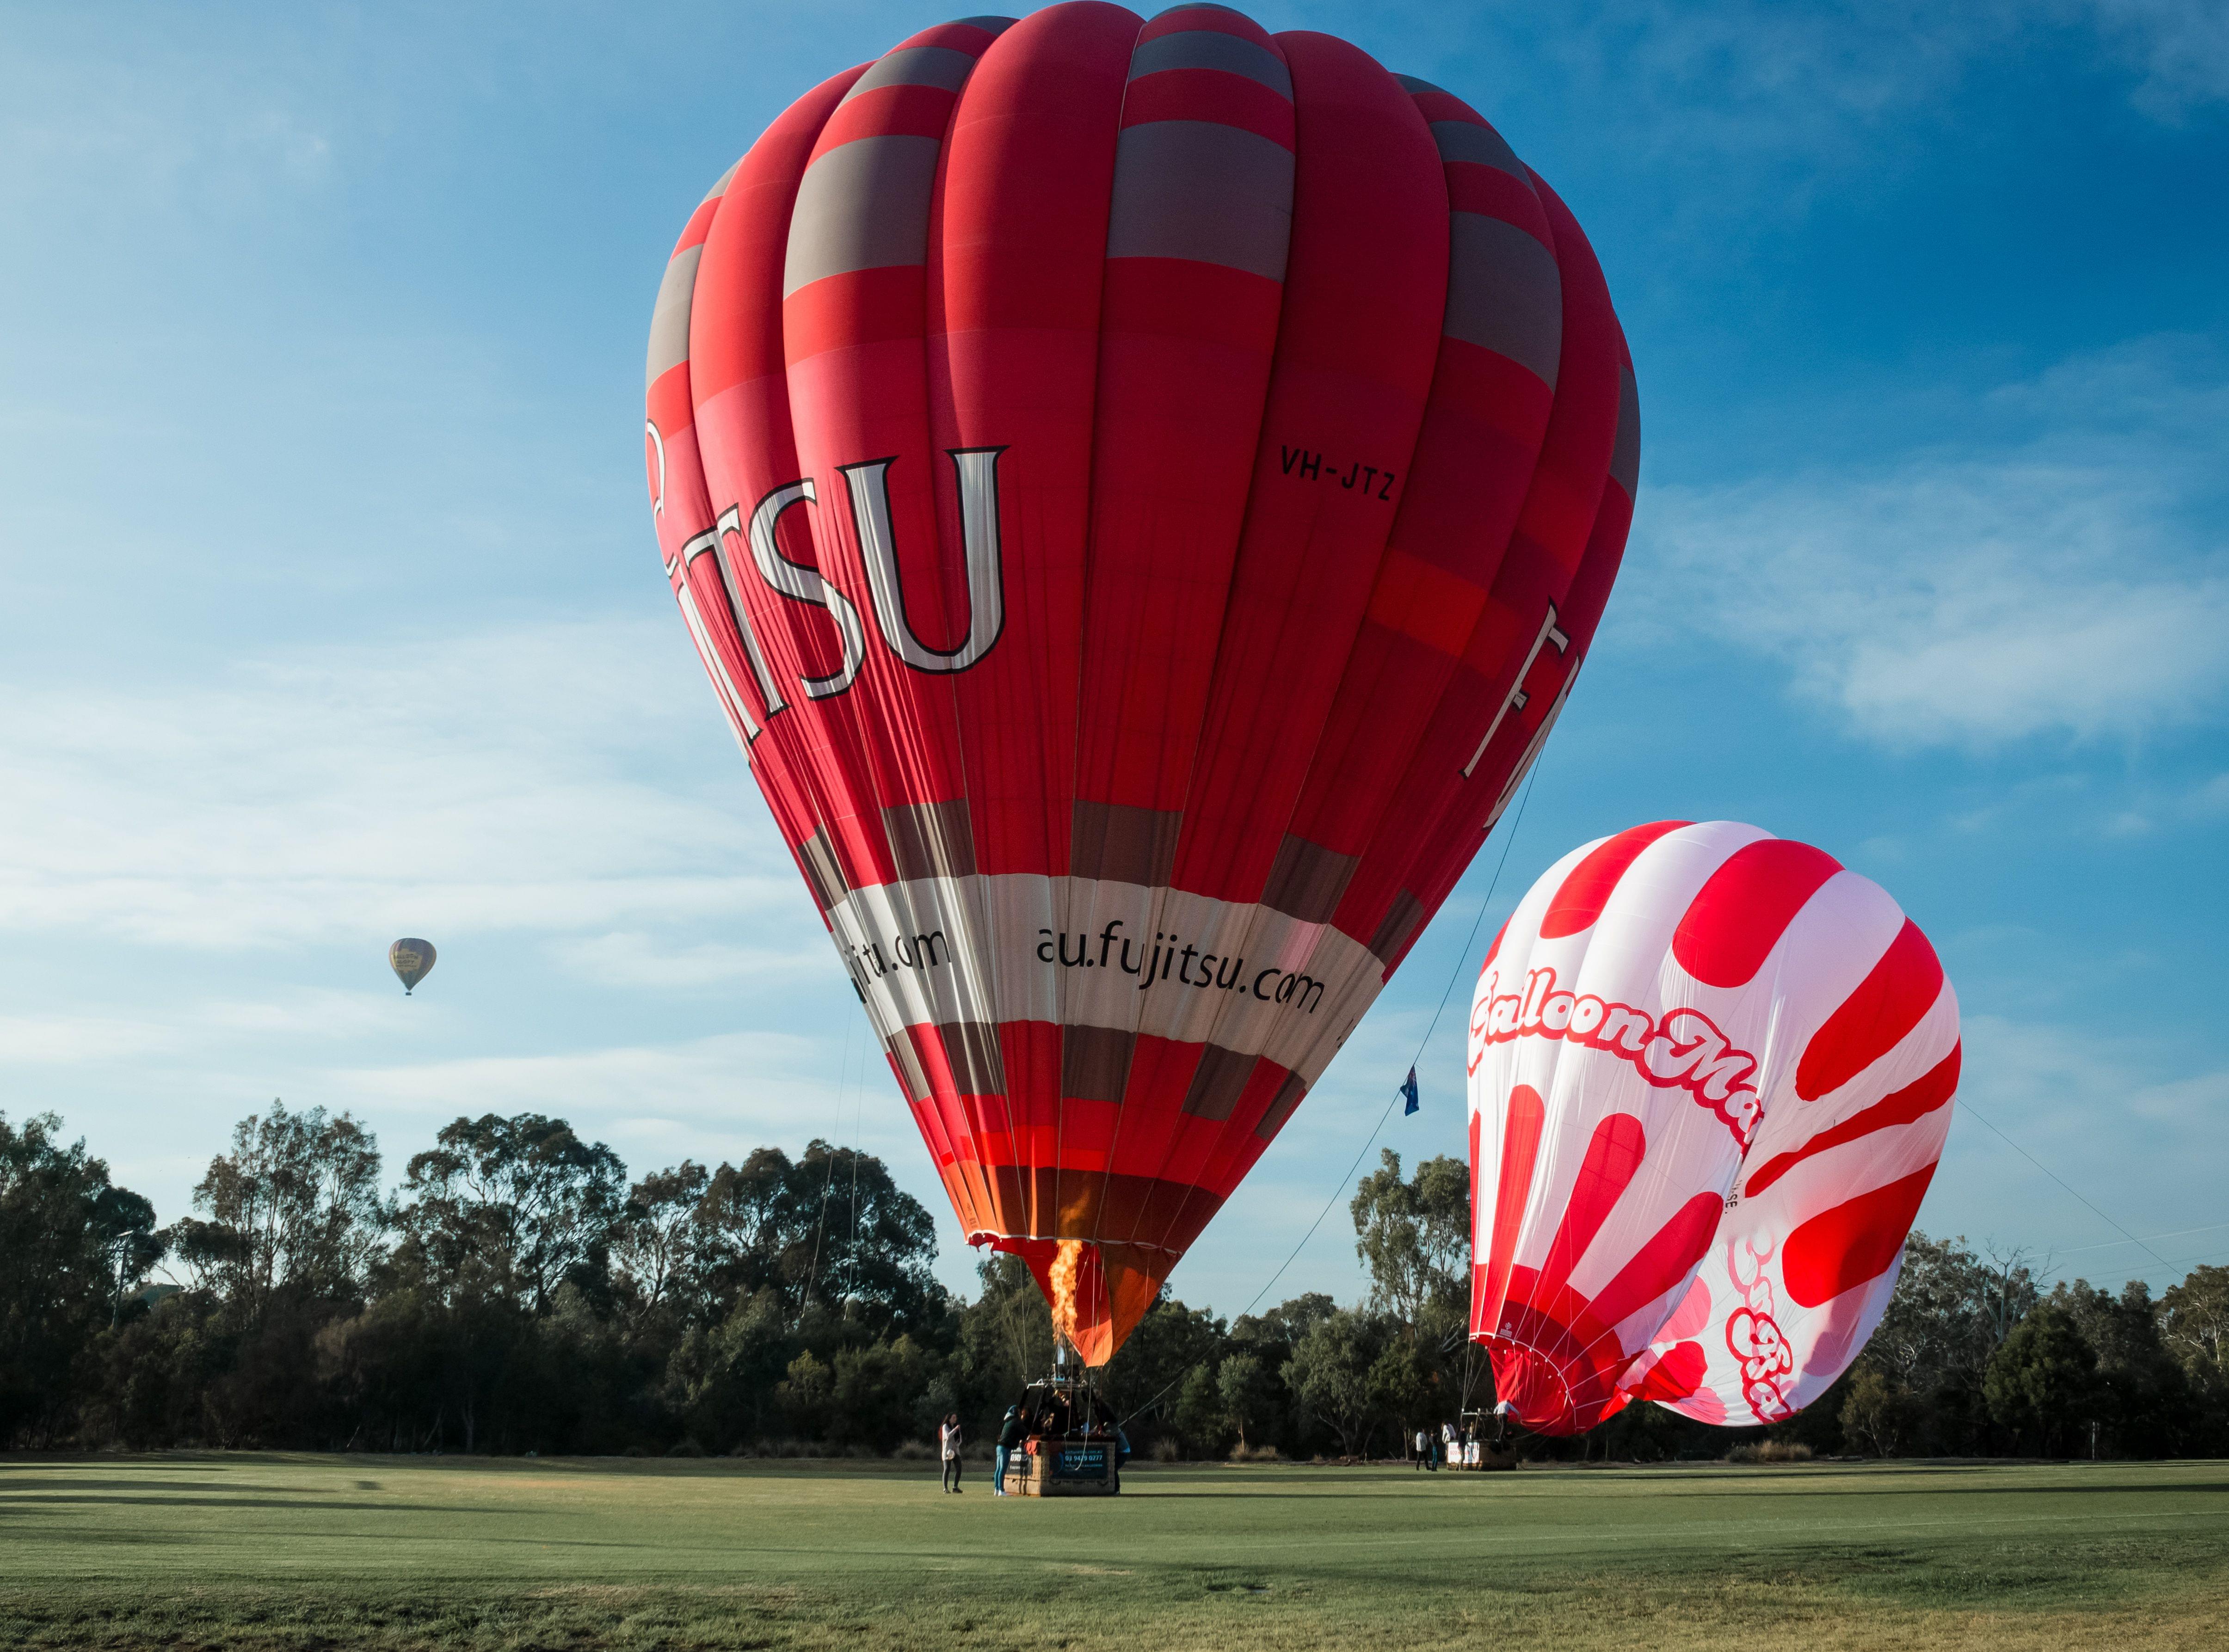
995,1405,1023,1496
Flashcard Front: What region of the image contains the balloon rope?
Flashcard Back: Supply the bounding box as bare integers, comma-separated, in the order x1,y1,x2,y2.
1403,767,1538,1080
1954,1098,2177,1273
1233,766,1541,1324
846,1024,866,1295
803,1016,857,1313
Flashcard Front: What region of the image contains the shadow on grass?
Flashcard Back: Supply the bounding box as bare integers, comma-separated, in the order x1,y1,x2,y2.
0,1479,258,1495
0,1495,504,1515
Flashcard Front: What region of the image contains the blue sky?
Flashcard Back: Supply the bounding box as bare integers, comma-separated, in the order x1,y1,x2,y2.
2,1,2223,1311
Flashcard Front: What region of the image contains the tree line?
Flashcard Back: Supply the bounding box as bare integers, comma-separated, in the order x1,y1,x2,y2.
4,1108,2224,1460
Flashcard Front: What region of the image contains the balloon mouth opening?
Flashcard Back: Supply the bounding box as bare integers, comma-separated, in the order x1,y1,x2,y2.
990,1235,1172,1366
1481,1332,1626,1437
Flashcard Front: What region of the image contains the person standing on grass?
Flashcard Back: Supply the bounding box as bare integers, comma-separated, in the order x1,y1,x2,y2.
941,1413,964,1493
1414,1426,1428,1470
995,1405,1022,1496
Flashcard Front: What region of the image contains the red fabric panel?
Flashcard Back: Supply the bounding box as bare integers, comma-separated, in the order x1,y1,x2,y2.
1796,920,1947,1100
777,25,995,900
1074,29,1291,823
1330,174,1627,954
1396,362,1637,933
1171,30,1447,905
811,84,964,154
930,6,1138,1259
1119,69,1295,145
1745,1043,1961,1197
1139,3,1256,42
1479,1082,1546,1331
1783,1166,1938,1308
1584,1190,1724,1332
1444,163,1551,231
1540,820,1689,939
1537,1111,1647,1297
1672,838,1844,988
1626,1339,1706,1403
688,67,890,890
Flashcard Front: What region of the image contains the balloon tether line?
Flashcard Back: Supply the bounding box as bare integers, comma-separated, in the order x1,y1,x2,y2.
1234,764,1541,1325
803,1015,857,1314
1955,1099,2177,1274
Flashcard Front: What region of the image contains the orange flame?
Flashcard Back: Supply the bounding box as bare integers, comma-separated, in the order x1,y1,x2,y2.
1047,1238,1085,1351
1006,1237,1163,1365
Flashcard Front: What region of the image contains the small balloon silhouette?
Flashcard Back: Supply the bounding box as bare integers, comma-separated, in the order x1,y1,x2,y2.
389,939,437,995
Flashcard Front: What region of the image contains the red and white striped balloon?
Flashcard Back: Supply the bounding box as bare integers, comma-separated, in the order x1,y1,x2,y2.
645,6,1638,1364
1465,821,1958,1434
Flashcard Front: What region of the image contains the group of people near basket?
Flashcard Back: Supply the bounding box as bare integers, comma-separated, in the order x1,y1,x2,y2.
937,1397,1509,1488
936,1392,1132,1495
1414,1401,1514,1470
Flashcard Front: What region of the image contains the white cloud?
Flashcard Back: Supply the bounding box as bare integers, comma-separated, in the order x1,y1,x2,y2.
0,989,416,1064
323,1030,823,1115
551,930,827,992
1380,0,2225,213
317,1030,904,1166
1630,339,2229,749
2076,0,2229,117
0,619,801,950
0,1013,187,1065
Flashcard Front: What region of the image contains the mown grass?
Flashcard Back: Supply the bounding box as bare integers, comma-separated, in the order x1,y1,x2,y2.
3,1453,2224,1649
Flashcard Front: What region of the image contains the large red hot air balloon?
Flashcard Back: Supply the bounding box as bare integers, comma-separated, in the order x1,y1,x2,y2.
1467,822,1959,1433
645,4,1638,1363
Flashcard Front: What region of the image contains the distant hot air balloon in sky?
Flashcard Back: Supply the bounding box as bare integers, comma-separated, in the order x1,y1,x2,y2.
390,939,437,996
645,4,1638,1363
1467,822,1959,1434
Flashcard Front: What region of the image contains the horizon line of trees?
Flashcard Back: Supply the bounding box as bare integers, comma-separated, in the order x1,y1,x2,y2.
3,1106,2224,1461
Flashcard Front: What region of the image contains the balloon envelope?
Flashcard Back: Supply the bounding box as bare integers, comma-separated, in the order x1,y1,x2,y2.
646,5,1638,1362
389,939,436,995
1466,821,1958,1433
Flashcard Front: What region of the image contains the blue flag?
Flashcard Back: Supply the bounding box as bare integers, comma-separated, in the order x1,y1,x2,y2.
1400,1066,1420,1116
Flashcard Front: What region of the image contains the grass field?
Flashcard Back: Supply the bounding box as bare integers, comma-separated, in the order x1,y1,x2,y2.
4,1453,2225,1650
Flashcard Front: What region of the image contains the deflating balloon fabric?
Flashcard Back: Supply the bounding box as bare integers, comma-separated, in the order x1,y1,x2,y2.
643,4,1639,1363
1466,822,1959,1434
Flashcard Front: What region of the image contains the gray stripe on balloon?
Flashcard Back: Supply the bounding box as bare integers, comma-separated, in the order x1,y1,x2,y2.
839,44,981,103
1127,29,1293,98
1105,120,1294,282
782,134,942,296
1428,119,1532,186
1261,833,1360,926
1611,363,1642,497
646,242,701,392
1443,213,1564,389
